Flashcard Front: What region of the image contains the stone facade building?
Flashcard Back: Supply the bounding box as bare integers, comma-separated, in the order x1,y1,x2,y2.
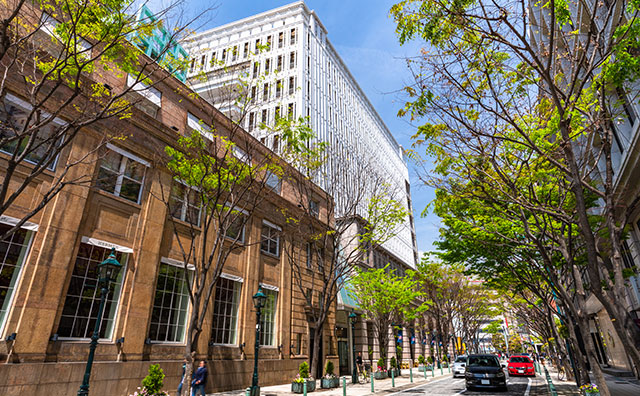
0,5,336,396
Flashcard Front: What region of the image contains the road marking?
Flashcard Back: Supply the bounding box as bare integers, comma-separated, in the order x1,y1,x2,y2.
524,377,532,396
453,388,466,395
385,376,459,396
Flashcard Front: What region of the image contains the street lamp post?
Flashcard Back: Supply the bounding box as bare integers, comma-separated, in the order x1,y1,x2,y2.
349,312,358,384
251,287,267,396
77,248,122,396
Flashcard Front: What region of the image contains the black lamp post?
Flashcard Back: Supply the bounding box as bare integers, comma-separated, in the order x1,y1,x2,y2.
250,287,267,396
77,248,122,396
349,311,358,384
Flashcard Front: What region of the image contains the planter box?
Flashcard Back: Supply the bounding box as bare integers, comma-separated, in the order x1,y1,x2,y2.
321,377,339,389
418,364,425,372
390,368,401,377
292,379,316,393
374,371,387,380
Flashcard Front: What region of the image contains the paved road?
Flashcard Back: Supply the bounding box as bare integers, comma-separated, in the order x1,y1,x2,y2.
389,375,541,396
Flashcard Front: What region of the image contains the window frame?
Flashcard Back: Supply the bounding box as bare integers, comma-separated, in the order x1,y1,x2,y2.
260,220,281,257
96,144,148,204
148,258,194,344
258,286,278,346
169,181,202,226
210,275,244,345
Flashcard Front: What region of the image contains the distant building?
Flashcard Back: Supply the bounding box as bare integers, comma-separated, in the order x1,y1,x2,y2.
181,0,420,375
132,5,188,82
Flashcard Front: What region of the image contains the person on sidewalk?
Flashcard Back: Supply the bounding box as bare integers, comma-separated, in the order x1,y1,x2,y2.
177,359,187,396
356,352,364,375
191,361,208,396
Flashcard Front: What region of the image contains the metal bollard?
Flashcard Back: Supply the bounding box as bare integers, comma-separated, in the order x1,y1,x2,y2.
431,365,434,377
371,373,374,393
245,388,250,396
440,364,443,376
343,376,347,396
303,380,307,396
410,367,413,382
423,366,427,379
391,368,395,387
448,364,451,374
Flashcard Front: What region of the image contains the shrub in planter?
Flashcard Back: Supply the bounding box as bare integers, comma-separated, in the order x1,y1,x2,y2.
292,362,316,393
128,364,169,396
375,357,387,379
321,361,339,389
389,357,400,377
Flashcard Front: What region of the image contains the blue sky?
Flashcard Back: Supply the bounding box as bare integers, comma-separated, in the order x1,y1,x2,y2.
185,0,440,253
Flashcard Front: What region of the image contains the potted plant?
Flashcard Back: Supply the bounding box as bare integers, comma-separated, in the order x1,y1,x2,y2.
321,361,339,389
390,356,400,377
579,384,600,396
427,356,434,371
441,356,449,368
374,357,387,379
417,355,426,372
292,362,316,393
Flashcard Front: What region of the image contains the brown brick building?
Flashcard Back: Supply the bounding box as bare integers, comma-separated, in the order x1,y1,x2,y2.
0,7,336,396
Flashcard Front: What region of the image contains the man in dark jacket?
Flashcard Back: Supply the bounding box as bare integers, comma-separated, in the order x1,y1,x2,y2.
191,361,208,396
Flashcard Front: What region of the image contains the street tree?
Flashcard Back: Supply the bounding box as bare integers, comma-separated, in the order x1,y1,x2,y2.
0,0,199,240
390,2,640,388
349,265,427,368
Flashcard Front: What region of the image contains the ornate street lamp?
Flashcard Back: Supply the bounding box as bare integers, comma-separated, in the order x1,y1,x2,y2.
250,287,267,396
77,248,122,396
349,311,358,384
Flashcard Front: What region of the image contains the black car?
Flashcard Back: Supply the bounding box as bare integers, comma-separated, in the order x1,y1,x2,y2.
464,354,507,392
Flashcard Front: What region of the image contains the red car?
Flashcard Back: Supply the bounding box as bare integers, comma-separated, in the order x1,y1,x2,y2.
507,355,535,376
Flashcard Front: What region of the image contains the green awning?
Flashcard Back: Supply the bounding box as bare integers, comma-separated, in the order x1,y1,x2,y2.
338,286,359,310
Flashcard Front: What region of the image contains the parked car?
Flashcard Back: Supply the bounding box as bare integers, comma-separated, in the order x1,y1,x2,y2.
507,355,535,377
453,355,467,377
464,354,507,392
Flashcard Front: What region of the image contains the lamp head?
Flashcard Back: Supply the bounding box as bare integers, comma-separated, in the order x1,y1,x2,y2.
349,311,357,324
98,248,122,284
253,286,267,309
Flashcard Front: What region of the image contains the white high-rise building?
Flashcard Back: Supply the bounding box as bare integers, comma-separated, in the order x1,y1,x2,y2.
182,1,418,269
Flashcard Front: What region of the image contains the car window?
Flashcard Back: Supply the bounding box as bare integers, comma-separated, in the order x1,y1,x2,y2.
468,356,500,367
455,357,466,363
510,357,530,363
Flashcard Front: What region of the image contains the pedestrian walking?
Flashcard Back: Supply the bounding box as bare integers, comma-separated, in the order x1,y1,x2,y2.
191,361,208,396
177,359,187,396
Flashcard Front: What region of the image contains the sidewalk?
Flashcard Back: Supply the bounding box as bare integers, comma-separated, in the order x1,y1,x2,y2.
206,368,452,396
544,364,640,396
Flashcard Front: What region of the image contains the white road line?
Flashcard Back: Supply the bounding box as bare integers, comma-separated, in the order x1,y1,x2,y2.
524,377,532,396
385,376,459,396
453,388,466,395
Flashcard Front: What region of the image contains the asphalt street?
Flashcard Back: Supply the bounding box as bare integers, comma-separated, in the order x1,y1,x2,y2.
388,375,541,396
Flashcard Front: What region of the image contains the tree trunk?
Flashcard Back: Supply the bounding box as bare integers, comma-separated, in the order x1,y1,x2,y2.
309,319,325,379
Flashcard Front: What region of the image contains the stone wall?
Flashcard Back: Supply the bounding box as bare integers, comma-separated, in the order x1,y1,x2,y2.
0,358,308,396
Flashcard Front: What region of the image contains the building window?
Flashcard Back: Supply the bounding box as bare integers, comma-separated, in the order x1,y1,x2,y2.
248,112,256,131
0,224,32,332
275,106,281,120
199,54,206,69
290,28,297,45
261,109,268,125
259,289,277,346
276,80,282,98
232,46,238,62
289,52,296,69
261,221,280,257
148,261,191,343
58,243,127,339
0,94,61,171
253,62,259,78
265,58,271,75
221,49,226,63
243,42,249,59
169,182,201,226
209,51,217,68
306,242,313,269
278,32,284,48
250,86,257,102
211,277,242,345
273,135,280,152
277,55,283,71
288,103,294,119
263,83,269,102
225,214,246,243
254,39,260,52
96,148,146,203
266,35,272,50
309,200,319,217
289,77,295,95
